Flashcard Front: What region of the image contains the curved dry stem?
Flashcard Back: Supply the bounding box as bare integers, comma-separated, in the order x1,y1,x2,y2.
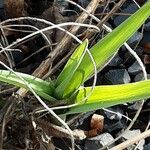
0,24,14,68
2,24,51,46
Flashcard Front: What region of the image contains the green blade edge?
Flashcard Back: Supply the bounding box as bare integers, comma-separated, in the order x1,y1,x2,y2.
0,70,55,101
55,39,88,98
66,80,150,114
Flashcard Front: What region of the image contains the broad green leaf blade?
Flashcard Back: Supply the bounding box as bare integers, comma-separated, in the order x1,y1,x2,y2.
66,80,150,114
55,39,88,98
59,1,150,99
0,70,55,101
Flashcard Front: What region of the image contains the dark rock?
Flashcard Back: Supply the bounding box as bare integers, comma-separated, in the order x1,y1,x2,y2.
114,3,138,27
127,32,143,47
27,0,53,16
141,32,150,44
123,46,143,56
147,101,150,107
144,143,150,150
128,61,142,75
0,2,5,21
121,32,143,50
57,0,69,14
123,47,143,67
135,0,147,5
134,73,143,82
78,0,90,8
108,54,123,66
12,51,24,65
105,120,125,133
144,20,150,32
134,73,150,82
128,101,144,111
84,133,114,150
104,69,131,84
53,137,84,150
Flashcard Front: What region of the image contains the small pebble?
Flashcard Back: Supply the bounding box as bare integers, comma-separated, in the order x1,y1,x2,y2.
104,69,131,84
114,3,138,26
84,133,114,150
128,61,142,75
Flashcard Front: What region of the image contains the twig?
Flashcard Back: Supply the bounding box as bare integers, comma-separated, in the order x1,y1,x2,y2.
35,119,87,140
0,24,14,68
97,0,126,28
102,108,132,121
2,24,51,49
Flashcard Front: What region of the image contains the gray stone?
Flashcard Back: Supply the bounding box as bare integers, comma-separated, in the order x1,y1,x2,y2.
123,129,141,139
78,0,91,8
128,101,144,111
114,4,138,26
123,47,143,67
57,0,69,10
134,73,144,82
127,32,143,47
144,20,150,31
134,73,150,82
128,61,142,75
104,69,131,84
144,143,150,150
141,32,150,44
84,133,114,150
121,130,145,150
105,120,125,132
108,54,123,66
